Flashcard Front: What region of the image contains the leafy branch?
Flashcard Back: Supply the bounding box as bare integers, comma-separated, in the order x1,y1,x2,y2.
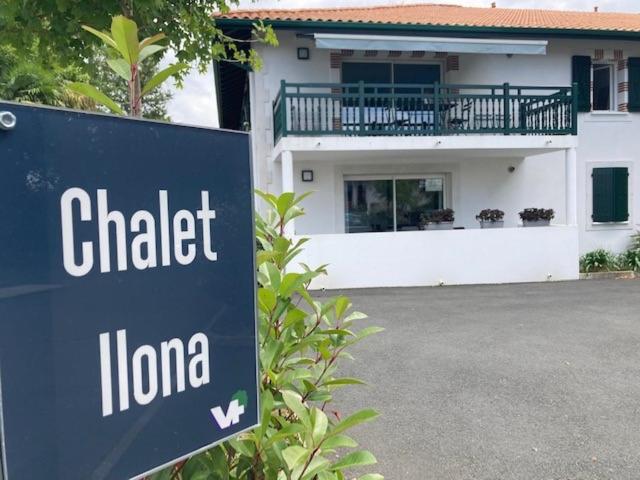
68,16,187,116
151,191,384,480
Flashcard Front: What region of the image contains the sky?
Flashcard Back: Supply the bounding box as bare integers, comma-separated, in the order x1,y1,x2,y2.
165,0,640,127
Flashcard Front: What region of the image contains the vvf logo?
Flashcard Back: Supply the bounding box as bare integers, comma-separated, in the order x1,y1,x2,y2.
211,390,247,429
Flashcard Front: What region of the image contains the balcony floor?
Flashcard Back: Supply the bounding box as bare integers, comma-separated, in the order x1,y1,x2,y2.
275,134,578,161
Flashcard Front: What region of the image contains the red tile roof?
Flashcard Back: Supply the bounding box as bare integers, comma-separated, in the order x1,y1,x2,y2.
216,3,640,33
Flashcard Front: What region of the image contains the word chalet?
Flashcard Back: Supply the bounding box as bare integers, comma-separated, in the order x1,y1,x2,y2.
60,188,218,277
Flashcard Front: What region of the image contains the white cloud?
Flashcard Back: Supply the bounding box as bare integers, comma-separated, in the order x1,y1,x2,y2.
162,51,219,128
169,0,640,126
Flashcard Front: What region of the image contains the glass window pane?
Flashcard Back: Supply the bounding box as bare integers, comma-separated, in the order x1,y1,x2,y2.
344,180,394,233
393,64,441,94
395,178,444,231
593,64,611,111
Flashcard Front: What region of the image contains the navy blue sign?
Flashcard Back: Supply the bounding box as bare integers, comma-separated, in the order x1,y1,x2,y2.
0,102,258,479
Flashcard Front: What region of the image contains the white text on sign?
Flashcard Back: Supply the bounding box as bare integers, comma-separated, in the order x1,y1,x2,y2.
60,188,218,277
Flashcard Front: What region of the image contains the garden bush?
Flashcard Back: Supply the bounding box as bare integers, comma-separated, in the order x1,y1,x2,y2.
580,249,620,273
620,232,640,272
152,191,383,480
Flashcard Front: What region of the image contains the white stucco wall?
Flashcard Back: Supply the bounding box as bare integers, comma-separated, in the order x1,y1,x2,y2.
293,226,580,289
248,32,640,263
292,153,567,233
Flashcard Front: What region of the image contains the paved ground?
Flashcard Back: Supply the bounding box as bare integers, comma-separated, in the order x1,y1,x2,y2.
324,280,640,480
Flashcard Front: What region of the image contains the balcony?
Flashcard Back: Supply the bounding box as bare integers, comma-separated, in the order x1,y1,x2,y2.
273,82,578,142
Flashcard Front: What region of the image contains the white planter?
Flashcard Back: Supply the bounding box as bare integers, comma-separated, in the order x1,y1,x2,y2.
522,219,551,227
479,220,504,229
425,221,454,230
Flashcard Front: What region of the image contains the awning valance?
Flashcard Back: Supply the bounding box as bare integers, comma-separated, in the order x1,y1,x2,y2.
314,33,547,55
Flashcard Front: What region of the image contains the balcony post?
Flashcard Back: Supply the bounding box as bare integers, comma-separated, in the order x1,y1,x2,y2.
503,82,511,135
280,80,288,137
571,82,578,135
358,80,365,135
565,147,578,226
433,82,440,135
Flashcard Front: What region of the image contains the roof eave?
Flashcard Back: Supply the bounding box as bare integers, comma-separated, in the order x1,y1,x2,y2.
215,17,640,40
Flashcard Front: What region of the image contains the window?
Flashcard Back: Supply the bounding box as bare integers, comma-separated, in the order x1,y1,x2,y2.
341,62,441,87
592,167,629,223
344,176,445,233
592,63,615,111
341,62,442,106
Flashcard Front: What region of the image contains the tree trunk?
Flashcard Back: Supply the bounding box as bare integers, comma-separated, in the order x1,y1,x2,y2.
121,0,143,117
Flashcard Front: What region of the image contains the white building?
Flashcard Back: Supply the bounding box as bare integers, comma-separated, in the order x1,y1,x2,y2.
215,4,640,289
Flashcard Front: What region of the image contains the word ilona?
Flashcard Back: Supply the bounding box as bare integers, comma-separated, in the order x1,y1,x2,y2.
99,329,210,416
60,188,218,277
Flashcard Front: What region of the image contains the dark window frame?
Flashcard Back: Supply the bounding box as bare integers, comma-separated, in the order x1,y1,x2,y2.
592,62,616,112
343,174,447,233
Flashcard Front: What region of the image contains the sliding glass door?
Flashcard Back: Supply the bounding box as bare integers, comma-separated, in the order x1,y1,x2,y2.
344,179,394,233
344,175,446,233
395,177,444,230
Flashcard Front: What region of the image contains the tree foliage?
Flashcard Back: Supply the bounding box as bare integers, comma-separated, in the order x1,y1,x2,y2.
0,43,95,110
0,0,277,78
93,51,173,120
151,192,384,480
68,16,187,116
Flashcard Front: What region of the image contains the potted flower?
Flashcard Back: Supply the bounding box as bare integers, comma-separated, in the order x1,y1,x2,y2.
420,208,455,230
476,209,504,229
519,208,554,227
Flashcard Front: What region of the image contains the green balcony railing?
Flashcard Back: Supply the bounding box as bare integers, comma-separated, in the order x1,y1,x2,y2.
273,81,578,142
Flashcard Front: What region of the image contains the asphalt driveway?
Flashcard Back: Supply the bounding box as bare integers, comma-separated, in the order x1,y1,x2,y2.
327,280,640,480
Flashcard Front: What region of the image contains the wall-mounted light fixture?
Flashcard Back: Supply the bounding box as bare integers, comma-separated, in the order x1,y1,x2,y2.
301,169,314,182
297,47,310,60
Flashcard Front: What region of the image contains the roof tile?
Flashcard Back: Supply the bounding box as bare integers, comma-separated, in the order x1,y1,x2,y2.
216,3,640,33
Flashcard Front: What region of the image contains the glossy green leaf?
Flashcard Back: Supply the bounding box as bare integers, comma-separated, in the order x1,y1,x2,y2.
139,44,165,63
322,434,358,450
106,58,131,81
321,378,366,387
81,25,117,50
329,409,379,437
141,63,188,96
258,287,277,312
282,445,308,470
67,82,124,114
311,407,328,445
335,296,351,320
301,456,331,479
276,192,295,218
264,422,305,446
331,451,377,471
139,32,166,50
110,15,139,63
282,390,310,428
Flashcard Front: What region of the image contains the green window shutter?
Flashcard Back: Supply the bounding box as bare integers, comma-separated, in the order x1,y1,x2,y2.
628,57,640,112
612,167,629,222
572,55,591,112
592,167,629,222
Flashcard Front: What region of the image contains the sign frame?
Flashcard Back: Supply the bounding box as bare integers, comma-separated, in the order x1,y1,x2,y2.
0,101,261,480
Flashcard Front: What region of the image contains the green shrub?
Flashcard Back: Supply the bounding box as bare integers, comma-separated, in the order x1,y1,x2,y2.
619,232,640,272
580,249,619,273
154,191,383,480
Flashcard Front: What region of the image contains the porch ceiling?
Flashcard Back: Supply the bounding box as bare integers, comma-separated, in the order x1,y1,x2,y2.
275,135,577,162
